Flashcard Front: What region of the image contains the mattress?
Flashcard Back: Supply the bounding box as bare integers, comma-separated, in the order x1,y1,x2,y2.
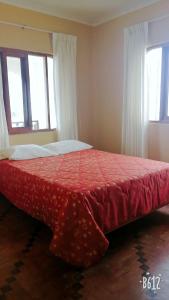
1,149,169,267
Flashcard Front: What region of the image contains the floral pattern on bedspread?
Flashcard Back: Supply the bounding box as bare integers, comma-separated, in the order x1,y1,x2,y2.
1,149,169,267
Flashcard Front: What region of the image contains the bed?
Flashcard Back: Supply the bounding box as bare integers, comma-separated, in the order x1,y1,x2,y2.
1,148,169,267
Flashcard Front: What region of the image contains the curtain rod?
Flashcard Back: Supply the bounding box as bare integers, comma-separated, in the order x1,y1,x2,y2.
0,20,53,34
148,12,169,24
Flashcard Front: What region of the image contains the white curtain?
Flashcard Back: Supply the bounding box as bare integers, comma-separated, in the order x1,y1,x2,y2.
53,33,78,140
121,22,148,157
0,59,9,151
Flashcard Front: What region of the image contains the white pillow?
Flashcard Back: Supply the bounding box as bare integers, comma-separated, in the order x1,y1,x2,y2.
8,144,57,160
43,140,93,155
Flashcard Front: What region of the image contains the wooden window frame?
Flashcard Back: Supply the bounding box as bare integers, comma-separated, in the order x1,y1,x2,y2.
0,47,53,134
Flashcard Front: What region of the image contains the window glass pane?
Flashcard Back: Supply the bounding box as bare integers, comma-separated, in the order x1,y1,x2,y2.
147,47,162,121
28,55,48,130
7,57,25,128
47,57,56,129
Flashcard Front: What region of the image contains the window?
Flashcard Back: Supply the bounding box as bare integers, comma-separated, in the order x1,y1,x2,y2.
0,48,56,134
147,45,169,122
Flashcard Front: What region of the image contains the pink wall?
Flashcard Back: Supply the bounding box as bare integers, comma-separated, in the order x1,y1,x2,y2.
91,0,169,162
1,1,169,161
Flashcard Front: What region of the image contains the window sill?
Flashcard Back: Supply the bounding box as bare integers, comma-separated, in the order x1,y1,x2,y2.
149,120,169,124
9,129,56,135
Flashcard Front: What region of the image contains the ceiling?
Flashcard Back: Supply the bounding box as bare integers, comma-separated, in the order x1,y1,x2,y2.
0,0,160,26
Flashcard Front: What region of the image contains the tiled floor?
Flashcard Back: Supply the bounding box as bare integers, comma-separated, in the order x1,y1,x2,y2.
1,194,169,300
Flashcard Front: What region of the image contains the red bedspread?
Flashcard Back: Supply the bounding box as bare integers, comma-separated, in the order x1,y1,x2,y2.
1,149,169,267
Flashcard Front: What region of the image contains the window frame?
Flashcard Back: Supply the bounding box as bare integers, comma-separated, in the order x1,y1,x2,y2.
148,43,169,123
0,47,54,134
